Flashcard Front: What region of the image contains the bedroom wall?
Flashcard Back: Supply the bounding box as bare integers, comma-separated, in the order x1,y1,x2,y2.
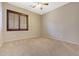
42,2,79,45
2,3,41,42
0,2,3,46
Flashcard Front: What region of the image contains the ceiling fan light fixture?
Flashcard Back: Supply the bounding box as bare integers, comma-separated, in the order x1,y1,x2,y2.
32,2,48,10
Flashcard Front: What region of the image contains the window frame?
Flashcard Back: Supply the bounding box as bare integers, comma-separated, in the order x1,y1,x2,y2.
7,9,28,31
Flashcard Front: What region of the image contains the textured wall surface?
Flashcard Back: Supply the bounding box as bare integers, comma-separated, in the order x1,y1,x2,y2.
42,2,79,45
0,2,3,46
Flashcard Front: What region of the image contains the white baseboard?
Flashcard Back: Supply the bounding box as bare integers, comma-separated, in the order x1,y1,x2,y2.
2,35,79,47
43,36,79,46
3,36,41,43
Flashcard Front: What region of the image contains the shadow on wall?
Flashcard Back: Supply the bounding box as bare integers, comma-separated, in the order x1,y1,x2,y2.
47,20,63,40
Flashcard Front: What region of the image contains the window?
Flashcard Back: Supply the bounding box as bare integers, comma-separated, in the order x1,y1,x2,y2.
7,10,28,31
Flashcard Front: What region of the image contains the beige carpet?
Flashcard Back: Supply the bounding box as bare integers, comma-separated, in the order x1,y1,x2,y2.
0,38,79,56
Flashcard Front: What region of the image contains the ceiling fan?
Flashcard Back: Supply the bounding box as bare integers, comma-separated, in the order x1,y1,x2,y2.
32,2,49,10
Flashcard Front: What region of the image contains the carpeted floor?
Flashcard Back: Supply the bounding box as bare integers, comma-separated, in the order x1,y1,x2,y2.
0,38,79,56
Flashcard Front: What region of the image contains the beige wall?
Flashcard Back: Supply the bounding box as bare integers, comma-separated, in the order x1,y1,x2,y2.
0,2,3,46
0,3,2,39
42,2,79,45
2,3,41,42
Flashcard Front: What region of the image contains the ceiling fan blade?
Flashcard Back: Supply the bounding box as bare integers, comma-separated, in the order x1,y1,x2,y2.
44,3,48,5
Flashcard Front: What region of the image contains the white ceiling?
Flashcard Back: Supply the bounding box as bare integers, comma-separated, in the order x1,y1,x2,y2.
8,2,69,15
